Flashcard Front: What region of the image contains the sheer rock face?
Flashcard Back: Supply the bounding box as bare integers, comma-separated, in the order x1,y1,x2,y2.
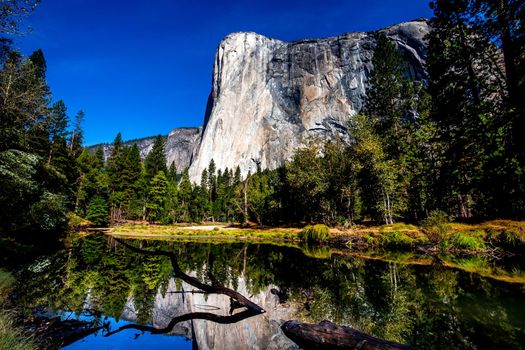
88,127,201,173
188,19,429,181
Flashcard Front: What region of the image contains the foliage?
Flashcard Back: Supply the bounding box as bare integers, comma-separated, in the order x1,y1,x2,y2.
86,195,108,227
421,210,452,242
299,224,331,243
0,269,37,350
381,231,415,249
446,232,486,252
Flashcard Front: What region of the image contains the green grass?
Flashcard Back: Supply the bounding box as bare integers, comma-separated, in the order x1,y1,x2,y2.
380,223,417,231
110,224,301,241
299,224,331,243
381,231,415,248
0,269,37,350
446,231,486,252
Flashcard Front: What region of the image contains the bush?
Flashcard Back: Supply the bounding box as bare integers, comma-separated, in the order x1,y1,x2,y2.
29,192,68,232
299,224,331,243
381,231,415,248
421,210,452,242
448,232,486,252
488,229,525,255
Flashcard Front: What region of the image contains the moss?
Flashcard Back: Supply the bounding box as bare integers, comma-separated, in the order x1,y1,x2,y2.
299,224,331,243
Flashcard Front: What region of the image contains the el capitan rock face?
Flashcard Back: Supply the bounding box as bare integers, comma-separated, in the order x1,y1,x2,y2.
89,20,429,182
188,19,429,181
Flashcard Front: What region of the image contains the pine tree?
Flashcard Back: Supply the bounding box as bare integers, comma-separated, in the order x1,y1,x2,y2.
178,168,192,222
28,48,47,80
86,195,109,227
167,160,177,183
147,170,168,222
144,135,167,179
429,0,504,217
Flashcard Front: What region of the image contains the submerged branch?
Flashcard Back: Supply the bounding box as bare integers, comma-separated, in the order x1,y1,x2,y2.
104,309,259,337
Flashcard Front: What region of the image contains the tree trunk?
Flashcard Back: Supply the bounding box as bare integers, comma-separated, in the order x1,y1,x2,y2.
243,179,248,224
281,320,417,350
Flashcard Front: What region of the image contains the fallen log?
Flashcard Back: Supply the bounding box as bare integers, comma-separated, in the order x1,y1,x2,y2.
281,320,417,350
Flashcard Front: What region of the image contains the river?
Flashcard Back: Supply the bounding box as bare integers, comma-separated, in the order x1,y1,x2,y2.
14,234,525,349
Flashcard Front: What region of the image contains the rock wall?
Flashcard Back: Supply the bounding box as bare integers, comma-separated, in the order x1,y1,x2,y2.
188,19,429,181
88,20,429,183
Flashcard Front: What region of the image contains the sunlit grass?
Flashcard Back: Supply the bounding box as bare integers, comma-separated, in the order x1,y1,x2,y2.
299,224,331,243
109,223,301,242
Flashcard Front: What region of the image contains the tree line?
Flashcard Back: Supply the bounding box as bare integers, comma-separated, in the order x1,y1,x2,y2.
1,0,525,240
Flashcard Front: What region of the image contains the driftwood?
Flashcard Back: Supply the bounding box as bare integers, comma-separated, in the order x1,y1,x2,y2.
281,320,418,350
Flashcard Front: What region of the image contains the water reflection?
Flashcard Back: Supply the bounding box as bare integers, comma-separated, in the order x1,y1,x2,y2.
17,234,525,349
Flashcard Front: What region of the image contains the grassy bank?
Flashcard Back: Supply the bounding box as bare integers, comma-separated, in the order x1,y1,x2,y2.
0,270,37,350
107,219,525,256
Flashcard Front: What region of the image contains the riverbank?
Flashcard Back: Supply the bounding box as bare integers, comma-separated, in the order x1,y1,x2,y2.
105,219,525,257
0,270,37,350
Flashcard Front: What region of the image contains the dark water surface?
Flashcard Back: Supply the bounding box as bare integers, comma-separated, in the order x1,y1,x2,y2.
15,234,525,349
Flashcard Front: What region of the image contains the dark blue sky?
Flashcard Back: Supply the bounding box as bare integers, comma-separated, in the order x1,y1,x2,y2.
15,0,433,145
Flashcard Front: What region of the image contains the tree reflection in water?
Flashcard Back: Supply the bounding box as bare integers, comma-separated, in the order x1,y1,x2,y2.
14,234,525,349
103,238,265,337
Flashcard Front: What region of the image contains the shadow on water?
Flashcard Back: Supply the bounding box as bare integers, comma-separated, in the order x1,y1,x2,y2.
14,233,525,349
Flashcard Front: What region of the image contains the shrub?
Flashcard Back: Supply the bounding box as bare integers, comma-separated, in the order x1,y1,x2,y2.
489,229,525,254
381,231,415,248
421,210,452,242
299,224,331,243
448,232,486,252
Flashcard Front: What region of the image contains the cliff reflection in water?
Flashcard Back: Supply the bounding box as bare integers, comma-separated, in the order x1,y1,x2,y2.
17,234,525,349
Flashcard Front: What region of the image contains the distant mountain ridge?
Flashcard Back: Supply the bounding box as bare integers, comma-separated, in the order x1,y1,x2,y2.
88,127,201,173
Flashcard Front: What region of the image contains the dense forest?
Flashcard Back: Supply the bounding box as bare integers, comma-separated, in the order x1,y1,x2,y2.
1,0,525,245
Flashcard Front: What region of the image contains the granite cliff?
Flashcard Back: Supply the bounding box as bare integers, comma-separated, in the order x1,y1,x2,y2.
188,19,429,181
89,19,429,182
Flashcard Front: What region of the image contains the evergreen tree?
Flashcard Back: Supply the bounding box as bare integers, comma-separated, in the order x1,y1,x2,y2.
178,168,192,222
28,48,46,79
167,160,177,183
86,195,109,227
429,0,504,217
147,171,168,222
144,135,167,179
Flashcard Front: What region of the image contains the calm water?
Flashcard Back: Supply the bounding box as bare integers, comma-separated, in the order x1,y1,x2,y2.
15,234,525,349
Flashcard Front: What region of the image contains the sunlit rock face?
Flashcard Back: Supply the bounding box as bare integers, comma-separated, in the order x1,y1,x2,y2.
188,19,429,181
125,276,298,349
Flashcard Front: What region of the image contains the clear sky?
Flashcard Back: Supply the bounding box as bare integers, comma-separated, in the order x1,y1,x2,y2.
14,0,433,146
